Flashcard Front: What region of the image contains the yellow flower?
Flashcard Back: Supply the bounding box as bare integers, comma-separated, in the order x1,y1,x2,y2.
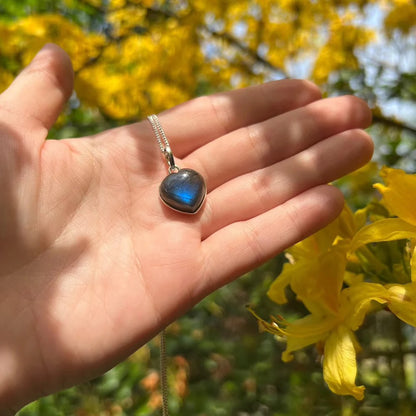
385,2,416,35
257,281,391,400
257,280,416,400
13,14,105,70
268,204,360,315
259,178,416,400
375,166,416,224
350,167,416,280
311,13,375,84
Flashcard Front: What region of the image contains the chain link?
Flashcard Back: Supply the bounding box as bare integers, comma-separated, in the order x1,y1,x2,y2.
160,329,169,416
148,114,180,173
148,114,170,152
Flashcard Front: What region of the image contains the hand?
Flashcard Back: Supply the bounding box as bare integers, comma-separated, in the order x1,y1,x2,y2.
0,44,373,413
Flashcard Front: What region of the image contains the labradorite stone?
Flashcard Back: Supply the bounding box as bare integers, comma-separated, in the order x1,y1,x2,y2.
159,168,206,214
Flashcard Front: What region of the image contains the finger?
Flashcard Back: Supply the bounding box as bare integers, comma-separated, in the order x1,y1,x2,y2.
149,79,322,156
0,43,74,135
200,128,373,238
186,95,372,191
199,185,344,296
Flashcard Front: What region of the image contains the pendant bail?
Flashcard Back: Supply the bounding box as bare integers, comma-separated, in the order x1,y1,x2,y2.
163,146,179,173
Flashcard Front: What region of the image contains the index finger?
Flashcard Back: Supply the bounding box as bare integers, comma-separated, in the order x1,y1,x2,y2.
155,79,321,157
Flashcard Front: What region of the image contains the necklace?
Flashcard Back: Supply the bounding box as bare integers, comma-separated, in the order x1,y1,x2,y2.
147,114,207,214
159,329,169,416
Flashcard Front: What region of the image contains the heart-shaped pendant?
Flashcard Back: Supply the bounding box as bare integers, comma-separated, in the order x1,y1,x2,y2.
159,168,207,214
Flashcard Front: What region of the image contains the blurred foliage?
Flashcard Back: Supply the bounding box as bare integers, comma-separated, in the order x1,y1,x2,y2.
0,0,413,414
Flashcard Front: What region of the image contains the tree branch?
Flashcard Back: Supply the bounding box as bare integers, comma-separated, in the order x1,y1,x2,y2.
206,29,288,79
72,1,289,80
373,114,416,136
130,3,289,78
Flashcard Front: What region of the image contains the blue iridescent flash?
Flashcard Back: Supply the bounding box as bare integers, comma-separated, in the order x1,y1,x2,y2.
159,168,206,214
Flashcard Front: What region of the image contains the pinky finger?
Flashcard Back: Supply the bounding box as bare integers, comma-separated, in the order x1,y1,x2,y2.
199,185,344,296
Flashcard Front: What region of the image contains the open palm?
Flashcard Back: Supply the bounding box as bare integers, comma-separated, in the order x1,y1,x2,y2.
0,44,373,413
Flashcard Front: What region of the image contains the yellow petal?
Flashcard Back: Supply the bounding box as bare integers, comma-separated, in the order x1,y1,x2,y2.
291,247,346,314
247,308,336,363
387,283,416,327
349,218,416,254
411,244,416,282
337,203,358,240
341,282,388,330
268,246,346,315
354,206,369,231
375,167,416,225
301,298,332,317
289,204,355,261
270,204,354,314
281,314,338,362
323,325,365,400
267,261,301,304
343,271,364,286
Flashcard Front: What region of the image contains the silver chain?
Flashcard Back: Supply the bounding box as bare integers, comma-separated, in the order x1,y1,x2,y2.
160,329,169,416
147,114,179,173
148,116,170,415
148,114,170,152
147,115,178,414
